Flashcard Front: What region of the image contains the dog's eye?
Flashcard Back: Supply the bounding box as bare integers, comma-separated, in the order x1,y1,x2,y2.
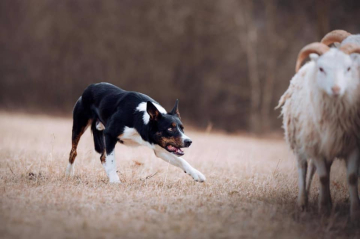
347,67,351,72
167,128,173,132
319,67,324,73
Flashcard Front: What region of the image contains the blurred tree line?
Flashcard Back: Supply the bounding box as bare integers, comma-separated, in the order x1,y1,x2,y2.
0,0,359,132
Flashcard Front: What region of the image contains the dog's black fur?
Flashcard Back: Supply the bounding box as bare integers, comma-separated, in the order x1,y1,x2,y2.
68,83,191,165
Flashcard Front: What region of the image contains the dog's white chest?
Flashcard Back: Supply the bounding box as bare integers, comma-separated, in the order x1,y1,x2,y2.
118,127,153,148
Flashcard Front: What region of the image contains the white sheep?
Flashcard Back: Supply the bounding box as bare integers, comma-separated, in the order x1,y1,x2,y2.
277,42,360,219
305,30,360,193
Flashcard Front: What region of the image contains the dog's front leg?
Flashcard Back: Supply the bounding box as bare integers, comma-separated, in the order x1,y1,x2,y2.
102,150,120,183
103,131,120,183
154,149,206,182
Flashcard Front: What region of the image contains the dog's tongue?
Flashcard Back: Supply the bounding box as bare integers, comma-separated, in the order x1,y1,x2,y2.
167,145,176,151
167,145,183,154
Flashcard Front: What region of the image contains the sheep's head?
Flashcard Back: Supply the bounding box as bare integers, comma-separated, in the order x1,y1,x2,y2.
312,49,353,97
296,42,360,98
321,29,360,67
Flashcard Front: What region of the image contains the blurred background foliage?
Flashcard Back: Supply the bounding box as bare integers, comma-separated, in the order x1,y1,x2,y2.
1,0,359,133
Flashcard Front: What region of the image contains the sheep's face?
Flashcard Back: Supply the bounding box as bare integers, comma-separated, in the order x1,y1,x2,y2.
311,49,355,98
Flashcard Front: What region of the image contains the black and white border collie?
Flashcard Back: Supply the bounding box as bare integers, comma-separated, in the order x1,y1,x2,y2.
66,83,206,183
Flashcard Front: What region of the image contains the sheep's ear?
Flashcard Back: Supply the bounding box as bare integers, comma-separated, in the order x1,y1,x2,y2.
309,53,319,62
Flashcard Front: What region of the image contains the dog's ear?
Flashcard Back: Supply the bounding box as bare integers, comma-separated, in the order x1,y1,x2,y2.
147,101,162,121
170,99,180,119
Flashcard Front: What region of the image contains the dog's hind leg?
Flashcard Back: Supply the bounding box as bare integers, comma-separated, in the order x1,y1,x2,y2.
66,97,91,176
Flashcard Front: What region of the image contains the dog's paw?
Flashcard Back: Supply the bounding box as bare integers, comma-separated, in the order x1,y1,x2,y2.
65,163,75,177
109,179,121,184
186,168,206,182
109,173,121,184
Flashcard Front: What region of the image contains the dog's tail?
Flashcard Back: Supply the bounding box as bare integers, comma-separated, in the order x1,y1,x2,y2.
91,120,105,154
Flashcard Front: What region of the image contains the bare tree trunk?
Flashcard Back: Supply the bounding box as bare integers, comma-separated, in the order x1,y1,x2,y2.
316,0,329,40
236,0,261,133
261,0,277,132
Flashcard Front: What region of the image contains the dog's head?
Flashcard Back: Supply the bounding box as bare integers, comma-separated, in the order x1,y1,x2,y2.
147,100,192,156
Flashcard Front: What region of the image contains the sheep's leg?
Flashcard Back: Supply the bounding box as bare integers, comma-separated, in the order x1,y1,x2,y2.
314,158,332,214
306,159,316,193
297,156,308,210
346,149,360,221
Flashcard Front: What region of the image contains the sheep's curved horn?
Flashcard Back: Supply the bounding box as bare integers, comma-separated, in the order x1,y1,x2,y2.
340,43,360,55
321,30,351,46
295,43,330,72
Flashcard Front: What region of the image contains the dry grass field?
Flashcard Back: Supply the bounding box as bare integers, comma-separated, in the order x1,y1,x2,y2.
0,112,359,239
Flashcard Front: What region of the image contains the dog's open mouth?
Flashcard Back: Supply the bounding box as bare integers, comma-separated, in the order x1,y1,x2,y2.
166,145,184,156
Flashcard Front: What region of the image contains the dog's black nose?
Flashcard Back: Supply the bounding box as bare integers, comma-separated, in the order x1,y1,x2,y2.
184,139,192,147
